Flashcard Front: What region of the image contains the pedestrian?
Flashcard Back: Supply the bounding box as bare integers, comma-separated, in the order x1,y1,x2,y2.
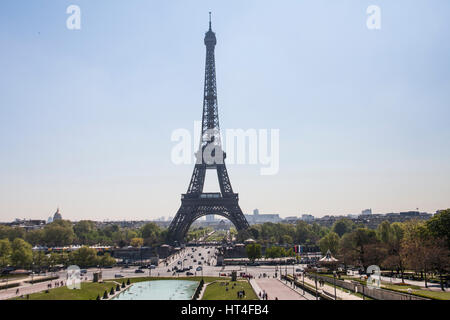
16,288,19,295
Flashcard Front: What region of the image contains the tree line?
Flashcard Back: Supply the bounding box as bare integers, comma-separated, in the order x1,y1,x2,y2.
239,209,450,290
0,221,166,270
0,220,166,248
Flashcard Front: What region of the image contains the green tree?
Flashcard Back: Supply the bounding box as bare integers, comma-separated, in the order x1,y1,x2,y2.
318,232,340,255
338,228,378,269
11,238,33,268
332,218,354,237
69,246,99,267
25,229,44,246
246,244,262,262
8,227,26,242
130,237,144,248
0,238,12,268
427,209,450,248
378,222,406,282
32,250,49,272
43,220,75,247
141,223,161,239
74,220,97,245
99,253,116,267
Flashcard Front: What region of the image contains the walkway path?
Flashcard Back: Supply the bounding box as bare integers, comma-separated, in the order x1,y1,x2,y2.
0,276,64,300
379,276,447,291
301,275,362,300
254,277,307,300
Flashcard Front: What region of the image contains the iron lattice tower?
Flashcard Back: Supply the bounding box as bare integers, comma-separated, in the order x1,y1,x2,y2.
167,14,250,243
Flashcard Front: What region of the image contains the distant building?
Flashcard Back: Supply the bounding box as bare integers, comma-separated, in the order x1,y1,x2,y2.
301,214,315,222
245,209,281,225
47,216,53,224
399,211,420,217
361,209,372,215
1,219,46,230
206,215,215,222
284,216,299,223
53,208,62,221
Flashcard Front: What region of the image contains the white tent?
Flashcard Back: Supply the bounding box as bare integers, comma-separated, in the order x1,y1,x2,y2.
319,249,338,262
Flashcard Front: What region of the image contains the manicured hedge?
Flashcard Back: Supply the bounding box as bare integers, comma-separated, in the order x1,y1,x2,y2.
25,276,59,284
0,282,20,290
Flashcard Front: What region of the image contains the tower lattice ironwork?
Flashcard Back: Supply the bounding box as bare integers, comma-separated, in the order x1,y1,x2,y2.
167,14,250,243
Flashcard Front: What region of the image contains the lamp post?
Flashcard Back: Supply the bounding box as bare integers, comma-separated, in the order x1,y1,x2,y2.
315,274,318,300
362,283,365,300
333,271,337,300
285,261,288,283
302,272,305,295
31,262,35,284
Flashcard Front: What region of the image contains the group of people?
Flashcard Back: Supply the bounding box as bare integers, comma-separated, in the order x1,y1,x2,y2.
237,290,246,299
259,290,269,300
49,280,65,288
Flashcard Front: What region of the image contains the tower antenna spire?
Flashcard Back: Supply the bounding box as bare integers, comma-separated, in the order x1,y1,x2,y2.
209,11,212,30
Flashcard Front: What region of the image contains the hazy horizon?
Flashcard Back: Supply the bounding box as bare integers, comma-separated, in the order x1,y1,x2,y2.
1,1,450,222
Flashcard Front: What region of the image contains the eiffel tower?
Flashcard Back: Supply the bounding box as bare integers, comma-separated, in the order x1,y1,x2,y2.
167,14,250,243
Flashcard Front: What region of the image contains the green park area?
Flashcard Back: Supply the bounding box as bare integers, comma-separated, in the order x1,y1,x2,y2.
13,281,118,300
13,276,227,300
202,280,258,300
381,282,450,300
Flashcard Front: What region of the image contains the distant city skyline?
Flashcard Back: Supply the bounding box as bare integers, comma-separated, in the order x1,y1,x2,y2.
1,1,450,221
0,206,440,224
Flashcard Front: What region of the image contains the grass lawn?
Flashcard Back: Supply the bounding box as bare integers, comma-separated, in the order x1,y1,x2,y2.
382,284,450,300
202,280,258,300
382,283,422,290
409,290,450,300
13,281,119,300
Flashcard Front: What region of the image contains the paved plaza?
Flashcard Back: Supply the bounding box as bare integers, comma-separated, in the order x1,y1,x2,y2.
254,277,308,300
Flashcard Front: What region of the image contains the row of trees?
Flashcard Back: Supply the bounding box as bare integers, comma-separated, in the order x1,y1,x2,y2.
246,244,296,261
238,210,449,290
0,238,116,270
0,220,166,248
318,209,450,290
237,221,329,245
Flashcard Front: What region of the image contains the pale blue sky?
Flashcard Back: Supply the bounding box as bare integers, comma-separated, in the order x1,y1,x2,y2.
1,0,449,221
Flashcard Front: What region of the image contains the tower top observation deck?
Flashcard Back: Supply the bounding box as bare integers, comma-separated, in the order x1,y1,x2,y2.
204,12,216,46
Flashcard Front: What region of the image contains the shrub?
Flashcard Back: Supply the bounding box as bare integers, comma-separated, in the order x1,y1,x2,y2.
110,287,115,295
103,290,108,299
126,278,130,285
121,281,125,288
0,282,20,290
116,284,120,291
25,276,59,284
